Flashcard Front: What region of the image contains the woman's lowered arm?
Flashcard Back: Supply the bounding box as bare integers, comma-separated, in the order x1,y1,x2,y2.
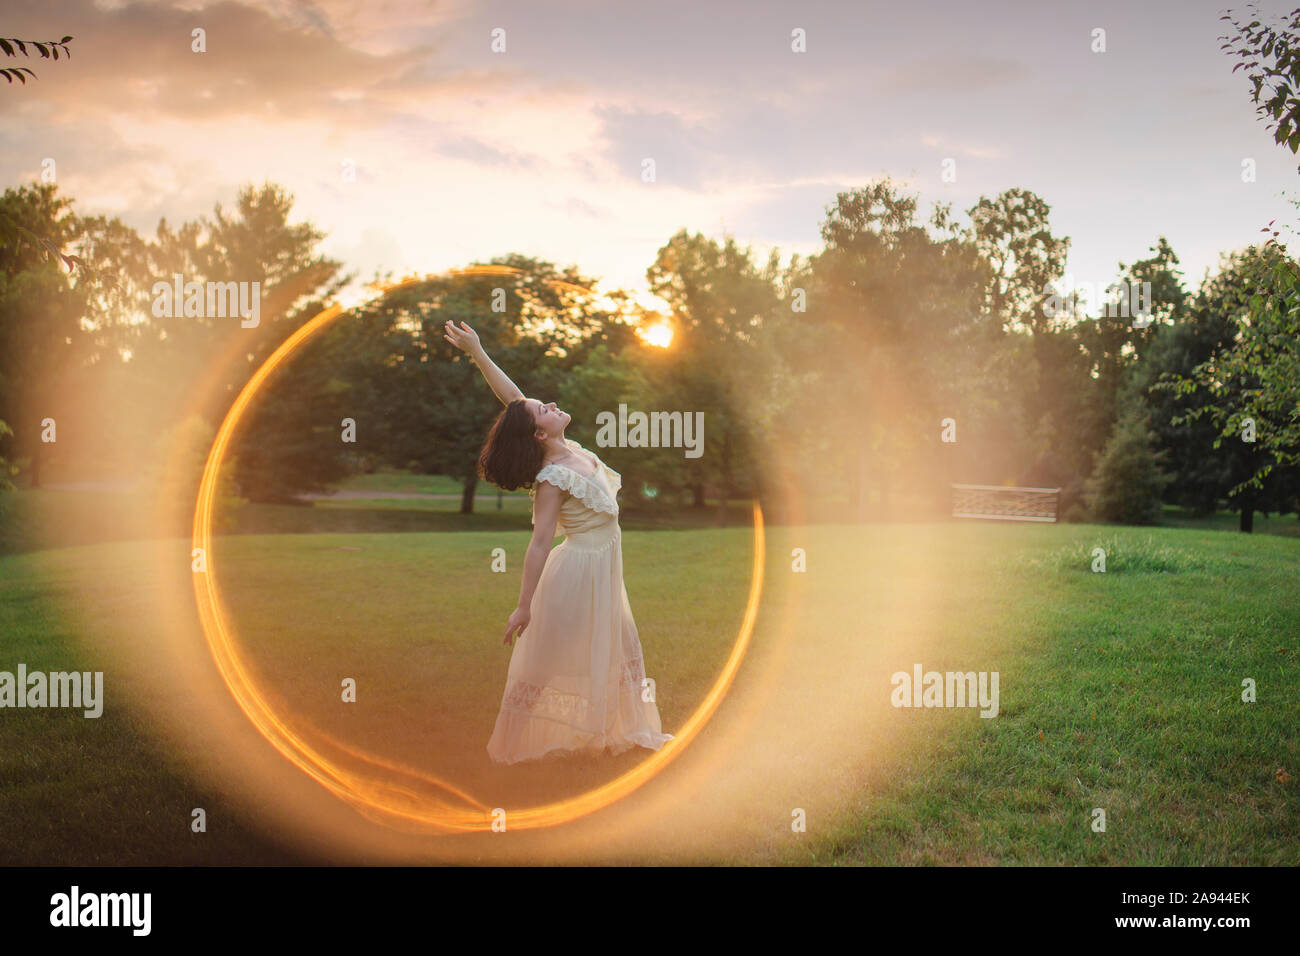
503,480,562,646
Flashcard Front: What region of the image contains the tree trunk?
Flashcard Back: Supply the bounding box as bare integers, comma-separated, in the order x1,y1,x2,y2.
1239,487,1255,533
1200,491,1217,517
692,483,705,507
30,439,42,489
460,475,477,515
716,431,731,526
1239,446,1259,532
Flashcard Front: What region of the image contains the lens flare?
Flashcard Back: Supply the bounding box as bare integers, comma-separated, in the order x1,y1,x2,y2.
191,268,765,833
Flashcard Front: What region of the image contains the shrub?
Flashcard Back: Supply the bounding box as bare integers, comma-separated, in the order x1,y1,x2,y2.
146,415,246,534
1084,409,1172,525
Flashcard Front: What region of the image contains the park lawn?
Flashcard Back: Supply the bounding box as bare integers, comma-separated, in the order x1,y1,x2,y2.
775,523,1300,866
0,544,310,865
0,517,1296,864
204,526,750,810
0,524,751,863
1160,504,1300,538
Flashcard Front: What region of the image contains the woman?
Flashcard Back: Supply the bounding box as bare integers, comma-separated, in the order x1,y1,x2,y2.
443,320,673,765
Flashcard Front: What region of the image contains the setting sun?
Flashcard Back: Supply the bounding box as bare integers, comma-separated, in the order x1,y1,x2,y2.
640,322,674,348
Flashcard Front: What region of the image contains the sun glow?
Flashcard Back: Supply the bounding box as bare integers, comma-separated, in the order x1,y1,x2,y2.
640,321,674,348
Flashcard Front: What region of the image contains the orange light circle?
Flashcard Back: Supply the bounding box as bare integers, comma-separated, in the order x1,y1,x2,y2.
191,267,765,834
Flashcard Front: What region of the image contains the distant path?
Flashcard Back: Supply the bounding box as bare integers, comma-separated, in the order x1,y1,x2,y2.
40,480,140,493
33,481,514,501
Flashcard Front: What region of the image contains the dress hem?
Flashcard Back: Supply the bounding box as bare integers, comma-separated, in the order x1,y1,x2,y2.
487,729,674,766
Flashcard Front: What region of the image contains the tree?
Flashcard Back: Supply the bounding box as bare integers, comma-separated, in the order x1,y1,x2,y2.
1069,238,1195,500
118,183,351,502
809,180,1001,520
553,342,654,507
1220,4,1300,173
1131,261,1240,516
319,255,633,514
0,35,103,483
146,414,244,533
966,188,1082,504
1083,408,1172,525
1195,5,1300,528
0,184,97,488
1155,244,1300,530
646,229,787,523
967,187,1071,337
1076,238,1185,422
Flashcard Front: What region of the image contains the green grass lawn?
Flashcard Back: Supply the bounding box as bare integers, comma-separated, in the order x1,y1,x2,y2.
207,527,749,810
766,524,1299,865
1160,503,1300,538
0,498,1296,864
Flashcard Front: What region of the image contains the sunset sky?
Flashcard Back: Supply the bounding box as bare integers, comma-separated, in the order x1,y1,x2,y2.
4,0,1298,315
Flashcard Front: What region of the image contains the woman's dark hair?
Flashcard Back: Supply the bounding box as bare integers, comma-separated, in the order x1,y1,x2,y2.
477,398,546,491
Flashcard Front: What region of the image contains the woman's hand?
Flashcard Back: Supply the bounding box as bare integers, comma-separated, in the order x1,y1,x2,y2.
504,606,530,646
443,320,482,356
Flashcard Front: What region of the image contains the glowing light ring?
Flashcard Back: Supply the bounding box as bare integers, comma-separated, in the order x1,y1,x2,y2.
192,268,765,833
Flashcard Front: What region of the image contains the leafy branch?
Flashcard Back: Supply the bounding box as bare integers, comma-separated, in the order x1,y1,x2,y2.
1155,245,1300,496
0,35,73,85
0,210,117,288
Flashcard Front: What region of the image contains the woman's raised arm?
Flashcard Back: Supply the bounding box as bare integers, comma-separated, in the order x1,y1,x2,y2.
444,321,524,406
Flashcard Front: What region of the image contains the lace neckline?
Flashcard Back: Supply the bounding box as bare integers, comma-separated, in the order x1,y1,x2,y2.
530,440,620,516
541,450,597,480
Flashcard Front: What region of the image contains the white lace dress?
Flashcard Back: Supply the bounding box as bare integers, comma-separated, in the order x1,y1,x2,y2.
487,438,673,764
